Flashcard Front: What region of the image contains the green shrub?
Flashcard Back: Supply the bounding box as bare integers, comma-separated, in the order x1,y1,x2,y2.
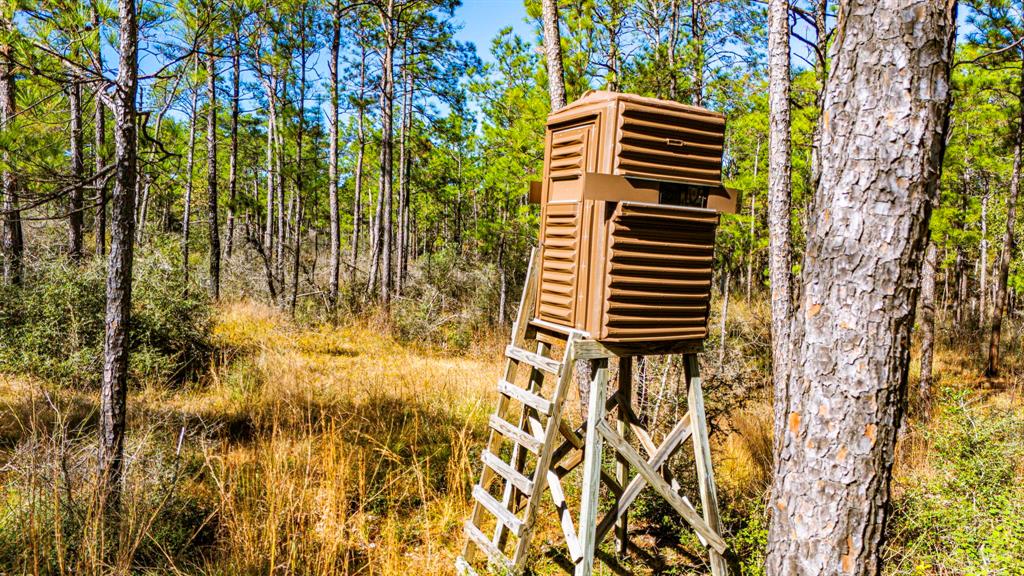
0,246,213,387
884,389,1024,575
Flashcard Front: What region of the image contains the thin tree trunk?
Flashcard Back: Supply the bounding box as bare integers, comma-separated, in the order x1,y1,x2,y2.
986,73,1023,377
748,137,761,301
766,3,956,574
328,1,341,306
397,46,412,294
718,269,730,371
376,3,396,306
226,37,240,259
919,241,937,413
691,0,704,106
183,86,199,288
264,88,275,270
668,0,679,100
99,0,140,508
541,0,566,110
291,22,308,316
0,22,22,286
207,37,220,299
980,191,988,321
809,0,828,191
351,44,367,285
69,80,85,262
93,1,107,258
766,0,794,456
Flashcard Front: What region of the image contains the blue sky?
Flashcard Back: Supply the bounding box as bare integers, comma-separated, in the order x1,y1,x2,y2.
453,0,533,62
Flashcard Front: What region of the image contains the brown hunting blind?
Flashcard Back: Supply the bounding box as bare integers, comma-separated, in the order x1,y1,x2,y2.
532,91,735,351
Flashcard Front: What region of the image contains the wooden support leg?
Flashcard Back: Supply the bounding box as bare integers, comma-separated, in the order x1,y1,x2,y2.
615,356,632,556
685,354,729,576
575,358,608,576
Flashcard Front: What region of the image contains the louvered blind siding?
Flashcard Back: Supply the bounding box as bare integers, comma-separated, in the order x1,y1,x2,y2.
538,203,580,326
614,102,724,186
602,203,718,342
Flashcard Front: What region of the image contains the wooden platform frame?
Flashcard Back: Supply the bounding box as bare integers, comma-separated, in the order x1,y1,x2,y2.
457,249,728,576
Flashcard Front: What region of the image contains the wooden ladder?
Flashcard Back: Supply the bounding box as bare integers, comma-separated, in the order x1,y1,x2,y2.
457,248,583,575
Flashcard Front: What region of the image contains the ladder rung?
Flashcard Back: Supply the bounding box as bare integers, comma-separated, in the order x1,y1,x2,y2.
505,345,560,375
481,450,534,496
472,485,525,538
462,521,511,571
497,379,552,415
489,415,542,454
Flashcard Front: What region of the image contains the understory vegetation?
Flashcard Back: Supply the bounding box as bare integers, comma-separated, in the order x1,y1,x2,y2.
0,258,1019,575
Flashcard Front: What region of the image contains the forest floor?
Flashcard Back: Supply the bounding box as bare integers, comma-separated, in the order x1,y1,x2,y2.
1,300,1022,575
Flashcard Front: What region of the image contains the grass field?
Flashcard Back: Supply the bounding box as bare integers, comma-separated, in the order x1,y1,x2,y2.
0,300,1021,575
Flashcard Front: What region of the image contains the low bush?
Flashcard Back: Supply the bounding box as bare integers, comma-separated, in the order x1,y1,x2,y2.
0,246,213,387
884,389,1024,575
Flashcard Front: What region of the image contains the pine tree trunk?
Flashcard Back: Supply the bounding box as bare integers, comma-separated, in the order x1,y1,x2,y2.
207,38,220,299
226,38,240,260
668,0,679,100
328,2,341,306
919,241,937,413
986,73,1022,377
183,87,199,288
69,79,85,262
766,3,956,575
351,45,367,285
766,0,794,455
99,0,140,508
290,27,308,316
541,0,566,110
397,49,412,294
980,191,988,321
377,3,396,306
0,23,22,286
748,137,761,301
93,1,107,258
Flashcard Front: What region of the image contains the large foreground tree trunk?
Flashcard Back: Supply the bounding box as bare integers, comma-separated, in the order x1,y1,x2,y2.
766,2,956,575
99,0,140,507
766,0,794,452
986,72,1022,377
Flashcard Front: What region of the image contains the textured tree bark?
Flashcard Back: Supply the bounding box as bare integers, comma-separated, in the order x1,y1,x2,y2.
351,43,367,285
99,0,139,508
376,0,396,306
809,0,828,192
919,241,937,413
980,190,988,321
206,37,220,300
766,0,794,455
541,0,566,110
766,3,956,575
183,86,199,288
290,21,308,317
226,37,241,260
69,80,85,262
328,1,341,307
397,47,413,294
691,0,704,106
0,22,22,286
93,1,107,258
668,0,679,100
986,72,1022,377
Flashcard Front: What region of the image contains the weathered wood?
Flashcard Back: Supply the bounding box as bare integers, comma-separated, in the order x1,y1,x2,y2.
462,249,540,564
453,556,480,576
527,416,583,563
596,420,726,554
595,412,692,544
498,379,553,415
615,357,632,555
686,355,728,575
506,345,561,375
512,335,580,570
488,415,542,455
463,521,513,572
575,358,609,576
472,485,524,538
482,450,534,497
